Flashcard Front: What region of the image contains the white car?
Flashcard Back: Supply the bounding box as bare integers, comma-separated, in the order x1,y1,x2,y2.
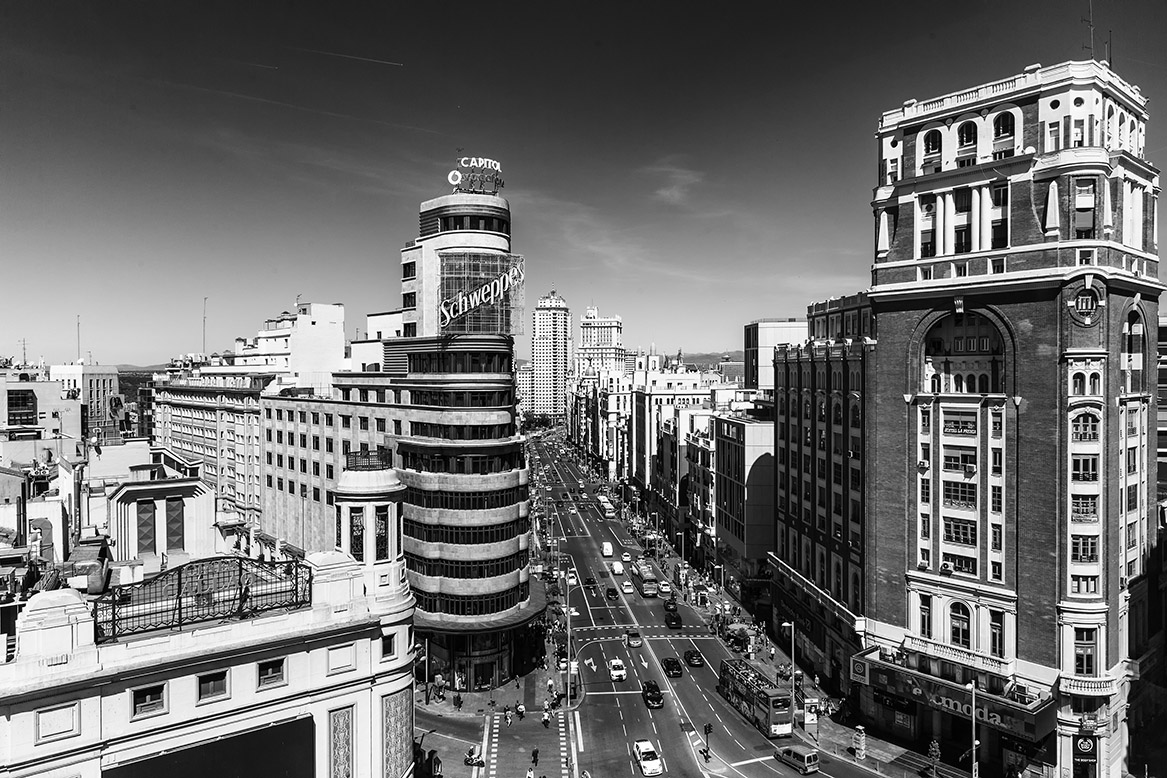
622,552,632,563
622,580,634,594
567,570,578,586
608,658,627,681
633,739,664,776
611,561,625,576
658,581,672,595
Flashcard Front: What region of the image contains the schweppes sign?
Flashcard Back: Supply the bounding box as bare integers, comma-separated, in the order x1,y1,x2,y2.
439,263,525,329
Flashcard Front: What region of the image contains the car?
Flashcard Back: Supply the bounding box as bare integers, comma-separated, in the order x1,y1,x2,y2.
566,570,578,586
641,680,665,709
625,630,643,647
684,649,705,667
657,581,672,595
561,493,569,500
611,561,625,575
621,552,632,563
584,576,597,589
775,745,820,774
545,486,552,491
662,598,678,612
605,586,619,601
622,580,634,595
664,612,681,628
661,657,683,678
608,657,627,681
633,739,664,776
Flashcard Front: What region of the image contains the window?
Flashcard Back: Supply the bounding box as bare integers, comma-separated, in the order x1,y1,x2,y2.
382,633,397,660
991,561,1002,580
325,413,334,426
991,524,1002,551
197,670,229,701
131,684,167,718
923,130,942,155
989,610,1005,657
299,434,307,448
1072,413,1098,440
1127,446,1138,475
312,435,320,450
950,602,971,648
990,448,1002,474
327,464,334,479
957,121,977,148
991,485,1002,513
943,518,977,545
1071,575,1099,594
990,219,1008,249
276,409,283,421
1072,494,1099,521
1072,455,1098,481
919,594,933,639
920,514,931,539
1127,521,1138,549
402,261,416,279
990,257,1006,274
942,481,976,509
340,388,350,401
376,418,386,433
1074,628,1097,676
920,409,931,432
1072,535,1099,563
258,658,286,688
1046,122,1061,153
920,478,931,504
402,292,417,309
359,416,369,431
993,113,1015,139
943,553,977,576
341,415,351,429
954,227,971,254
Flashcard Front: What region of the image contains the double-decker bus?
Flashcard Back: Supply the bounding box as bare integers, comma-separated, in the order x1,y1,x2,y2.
596,496,616,520
630,562,658,597
717,659,792,738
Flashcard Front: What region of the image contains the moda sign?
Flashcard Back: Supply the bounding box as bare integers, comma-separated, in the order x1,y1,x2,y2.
438,262,525,329
447,156,505,194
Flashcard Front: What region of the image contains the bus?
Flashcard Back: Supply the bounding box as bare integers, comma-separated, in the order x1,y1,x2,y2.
630,562,658,597
717,659,792,738
597,496,616,520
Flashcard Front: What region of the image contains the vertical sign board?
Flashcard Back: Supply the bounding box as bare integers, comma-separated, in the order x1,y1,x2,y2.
1073,735,1096,765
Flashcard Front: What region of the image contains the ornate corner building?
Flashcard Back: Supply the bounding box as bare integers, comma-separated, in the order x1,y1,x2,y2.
772,60,1162,778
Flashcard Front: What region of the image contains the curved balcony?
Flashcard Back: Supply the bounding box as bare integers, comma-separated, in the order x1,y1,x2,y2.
405,503,527,525
398,469,528,491
1032,147,1112,178
409,569,526,598
1059,674,1116,697
403,535,526,562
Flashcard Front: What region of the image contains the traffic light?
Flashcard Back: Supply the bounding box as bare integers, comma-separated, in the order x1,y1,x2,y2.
704,722,713,735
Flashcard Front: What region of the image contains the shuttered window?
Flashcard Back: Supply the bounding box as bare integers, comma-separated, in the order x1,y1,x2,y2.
137,500,156,555
165,498,184,551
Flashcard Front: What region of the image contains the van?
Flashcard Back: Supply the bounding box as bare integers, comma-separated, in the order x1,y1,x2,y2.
601,542,613,558
775,745,819,774
611,561,625,575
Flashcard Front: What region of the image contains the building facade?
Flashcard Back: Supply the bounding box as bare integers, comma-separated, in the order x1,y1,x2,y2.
852,60,1161,778
531,291,570,422
575,306,624,376
744,318,808,392
49,363,121,441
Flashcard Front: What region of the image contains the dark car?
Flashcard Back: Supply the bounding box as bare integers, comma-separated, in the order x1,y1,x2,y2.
605,586,619,601
661,657,683,678
684,649,705,667
561,493,569,500
664,612,682,628
662,598,678,613
584,576,597,590
642,680,665,708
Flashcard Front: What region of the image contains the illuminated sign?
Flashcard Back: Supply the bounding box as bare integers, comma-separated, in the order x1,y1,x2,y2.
447,156,505,194
438,261,525,329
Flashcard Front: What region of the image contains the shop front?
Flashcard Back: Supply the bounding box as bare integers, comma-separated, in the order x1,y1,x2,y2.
851,648,1057,777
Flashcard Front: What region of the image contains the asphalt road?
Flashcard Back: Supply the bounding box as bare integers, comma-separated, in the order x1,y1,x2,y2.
528,433,878,778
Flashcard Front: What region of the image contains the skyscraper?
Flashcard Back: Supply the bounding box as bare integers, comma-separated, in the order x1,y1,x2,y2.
531,290,570,421
575,305,624,376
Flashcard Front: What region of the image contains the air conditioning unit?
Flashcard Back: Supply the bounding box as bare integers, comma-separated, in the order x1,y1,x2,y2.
964,464,977,475
917,558,930,570
939,562,953,575
922,202,935,214
1120,576,1128,590
848,450,857,459
918,460,930,469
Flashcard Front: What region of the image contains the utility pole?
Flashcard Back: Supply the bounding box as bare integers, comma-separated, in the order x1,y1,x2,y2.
202,297,209,354
1082,0,1095,59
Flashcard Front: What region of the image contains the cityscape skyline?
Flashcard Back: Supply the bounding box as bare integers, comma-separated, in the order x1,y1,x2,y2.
3,2,1167,365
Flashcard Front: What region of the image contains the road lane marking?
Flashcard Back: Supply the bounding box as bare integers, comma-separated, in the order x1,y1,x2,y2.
730,756,774,767
575,710,585,752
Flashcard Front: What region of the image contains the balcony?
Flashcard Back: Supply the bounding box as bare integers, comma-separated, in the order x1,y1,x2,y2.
903,634,1014,676
1060,675,1117,697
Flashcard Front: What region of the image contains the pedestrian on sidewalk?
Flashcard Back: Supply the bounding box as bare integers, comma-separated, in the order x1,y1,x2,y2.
516,701,526,720
532,748,540,766
505,709,513,726
547,677,555,695
769,646,776,662
542,710,551,728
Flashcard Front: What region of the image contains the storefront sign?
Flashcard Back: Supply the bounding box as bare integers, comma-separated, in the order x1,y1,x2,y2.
1073,736,1096,763
447,156,505,194
851,658,870,685
438,262,525,329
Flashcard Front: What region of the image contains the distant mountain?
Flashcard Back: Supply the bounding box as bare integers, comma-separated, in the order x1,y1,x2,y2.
682,350,744,365
116,364,169,372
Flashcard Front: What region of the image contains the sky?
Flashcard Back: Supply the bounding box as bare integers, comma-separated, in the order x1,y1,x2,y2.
3,1,1167,366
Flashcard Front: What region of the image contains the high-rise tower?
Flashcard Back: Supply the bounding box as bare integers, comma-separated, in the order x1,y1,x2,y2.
851,60,1161,778
532,290,570,421
575,305,624,376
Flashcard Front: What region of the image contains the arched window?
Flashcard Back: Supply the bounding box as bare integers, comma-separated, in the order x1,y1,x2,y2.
1089,373,1100,395
978,374,990,393
833,404,843,425
1119,113,1128,148
950,602,972,648
923,129,942,155
851,572,862,611
804,401,812,420
1072,373,1086,395
954,375,964,393
817,551,827,587
833,563,843,598
966,374,977,393
1072,413,1099,441
993,112,1015,139
957,121,977,147
931,374,942,393
851,406,861,428
818,401,827,422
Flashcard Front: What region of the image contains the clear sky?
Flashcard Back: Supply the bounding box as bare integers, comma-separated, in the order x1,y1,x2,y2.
3,1,1166,365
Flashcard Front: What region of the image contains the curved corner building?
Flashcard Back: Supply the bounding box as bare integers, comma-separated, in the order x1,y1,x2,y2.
394,165,541,691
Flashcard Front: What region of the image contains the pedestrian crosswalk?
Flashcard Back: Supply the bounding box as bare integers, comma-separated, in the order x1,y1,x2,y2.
483,709,569,778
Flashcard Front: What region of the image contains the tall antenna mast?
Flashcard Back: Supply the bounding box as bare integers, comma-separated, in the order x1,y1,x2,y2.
18,338,28,366
1082,0,1095,59
76,315,81,361
203,296,209,354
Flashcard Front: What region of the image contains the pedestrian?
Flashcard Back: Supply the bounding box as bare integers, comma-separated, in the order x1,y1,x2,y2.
517,701,526,720
526,768,534,778
769,646,776,662
542,710,551,728
505,709,513,726
532,748,540,766
814,674,820,689
547,677,555,694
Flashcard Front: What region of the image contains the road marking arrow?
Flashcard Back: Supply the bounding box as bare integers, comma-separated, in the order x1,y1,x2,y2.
584,657,596,672
640,656,649,669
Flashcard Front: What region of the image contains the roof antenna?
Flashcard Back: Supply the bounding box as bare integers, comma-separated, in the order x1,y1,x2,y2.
1082,0,1095,59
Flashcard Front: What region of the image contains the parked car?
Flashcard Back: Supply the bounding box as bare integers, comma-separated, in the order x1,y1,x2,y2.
683,649,705,667
664,612,682,628
661,657,683,678
641,680,665,709
605,586,619,601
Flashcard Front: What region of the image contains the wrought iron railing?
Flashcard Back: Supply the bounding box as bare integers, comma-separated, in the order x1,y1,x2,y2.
91,557,312,644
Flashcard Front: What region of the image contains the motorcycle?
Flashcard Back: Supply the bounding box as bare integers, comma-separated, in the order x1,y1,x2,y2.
464,748,485,767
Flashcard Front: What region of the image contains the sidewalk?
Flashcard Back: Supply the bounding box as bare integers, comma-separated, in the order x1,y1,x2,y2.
414,663,570,720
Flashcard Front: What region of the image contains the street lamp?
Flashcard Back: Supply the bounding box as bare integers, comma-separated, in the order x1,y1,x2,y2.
782,621,796,732
967,680,979,778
